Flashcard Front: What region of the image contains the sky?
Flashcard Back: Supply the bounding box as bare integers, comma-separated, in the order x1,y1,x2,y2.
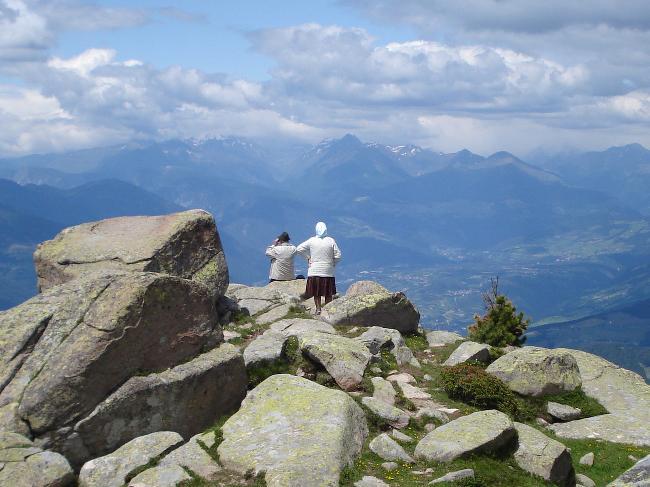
2,0,650,158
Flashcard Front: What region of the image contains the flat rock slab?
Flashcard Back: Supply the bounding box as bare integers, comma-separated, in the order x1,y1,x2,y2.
513,422,575,486
73,343,246,464
78,431,184,487
397,382,432,401
157,431,220,480
443,341,491,366
34,209,228,296
414,410,516,462
549,349,650,446
371,377,396,406
362,397,410,429
0,432,74,487
369,433,414,463
486,346,582,397
354,476,390,487
255,303,293,325
269,318,336,336
243,330,287,367
218,374,368,487
426,331,464,347
298,331,371,391
386,373,416,384
128,464,191,486
430,469,475,484
321,292,420,334
547,401,582,421
607,453,650,486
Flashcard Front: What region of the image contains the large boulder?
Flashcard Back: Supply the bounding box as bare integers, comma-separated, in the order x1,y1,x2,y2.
0,272,246,466
218,374,368,487
0,432,74,487
443,341,491,366
321,292,420,333
298,331,371,391
607,454,650,486
513,422,575,486
78,431,184,487
548,349,650,446
414,410,516,462
34,209,229,296
346,280,389,297
486,347,582,397
426,330,464,347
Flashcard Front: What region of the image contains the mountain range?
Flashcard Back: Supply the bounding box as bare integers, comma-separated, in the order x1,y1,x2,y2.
1,134,649,379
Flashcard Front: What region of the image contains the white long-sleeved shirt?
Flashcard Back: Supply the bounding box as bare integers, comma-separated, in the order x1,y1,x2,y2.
265,243,297,281
296,236,341,277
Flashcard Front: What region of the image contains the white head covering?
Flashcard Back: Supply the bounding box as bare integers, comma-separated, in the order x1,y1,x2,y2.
315,221,327,238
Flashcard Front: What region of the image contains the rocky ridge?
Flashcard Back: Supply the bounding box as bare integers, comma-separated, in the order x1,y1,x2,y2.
0,209,649,486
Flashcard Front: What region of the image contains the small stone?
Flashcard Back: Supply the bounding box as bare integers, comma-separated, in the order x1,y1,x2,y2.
370,366,382,374
349,327,359,333
425,331,464,348
369,433,414,463
397,382,432,401
579,452,594,466
223,330,241,341
429,469,475,484
424,423,436,432
386,372,416,383
371,377,397,406
354,476,389,487
390,429,413,443
382,462,398,471
536,417,550,427
423,374,432,381
547,401,582,421
443,341,491,366
576,473,596,487
362,397,410,429
628,454,638,462
416,408,450,424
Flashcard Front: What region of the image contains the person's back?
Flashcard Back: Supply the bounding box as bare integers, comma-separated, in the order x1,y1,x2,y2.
266,232,296,281
298,236,339,277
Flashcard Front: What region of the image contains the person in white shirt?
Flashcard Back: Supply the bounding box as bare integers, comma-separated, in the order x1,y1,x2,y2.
265,231,297,282
296,221,342,314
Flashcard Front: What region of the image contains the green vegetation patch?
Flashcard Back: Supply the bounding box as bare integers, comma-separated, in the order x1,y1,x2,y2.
440,364,523,419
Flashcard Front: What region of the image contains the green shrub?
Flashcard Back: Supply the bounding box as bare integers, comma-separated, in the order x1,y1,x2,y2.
440,364,521,418
468,278,528,347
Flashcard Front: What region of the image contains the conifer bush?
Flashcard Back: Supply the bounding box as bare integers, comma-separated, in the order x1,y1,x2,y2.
468,277,528,347
440,364,521,418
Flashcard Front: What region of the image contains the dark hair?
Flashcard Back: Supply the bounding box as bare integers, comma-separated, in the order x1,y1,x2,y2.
277,231,290,242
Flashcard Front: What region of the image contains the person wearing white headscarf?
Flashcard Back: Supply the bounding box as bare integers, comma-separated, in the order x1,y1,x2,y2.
296,221,342,314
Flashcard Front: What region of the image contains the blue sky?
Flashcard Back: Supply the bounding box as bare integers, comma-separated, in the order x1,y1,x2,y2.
2,0,650,157
55,1,415,80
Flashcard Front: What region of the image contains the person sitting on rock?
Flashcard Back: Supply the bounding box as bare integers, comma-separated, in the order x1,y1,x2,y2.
265,231,297,283
296,221,342,315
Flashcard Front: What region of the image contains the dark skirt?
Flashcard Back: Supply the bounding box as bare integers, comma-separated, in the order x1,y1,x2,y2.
304,276,336,298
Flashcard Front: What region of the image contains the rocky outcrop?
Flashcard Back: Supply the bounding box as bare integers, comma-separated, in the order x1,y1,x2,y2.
607,454,650,486
443,341,491,366
426,330,464,347
513,422,575,486
0,432,74,487
414,410,515,462
549,349,650,446
298,331,371,390
486,347,582,397
0,272,246,466
34,209,228,296
321,292,420,333
218,374,368,486
78,431,183,487
346,280,389,297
